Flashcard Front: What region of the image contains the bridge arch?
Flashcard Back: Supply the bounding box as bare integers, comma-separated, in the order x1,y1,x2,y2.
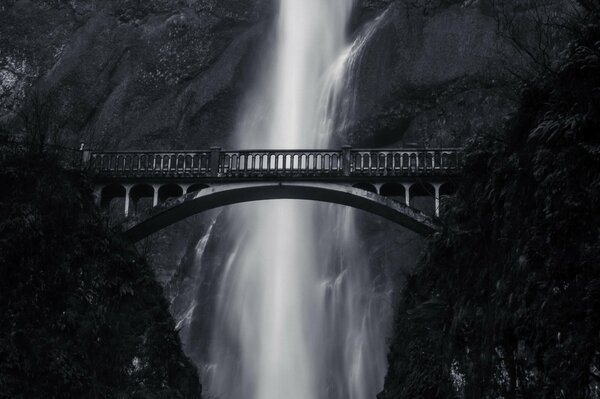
158,183,184,203
440,181,456,196
438,181,457,213
380,182,405,197
409,181,436,215
130,184,154,216
120,182,439,242
100,183,126,210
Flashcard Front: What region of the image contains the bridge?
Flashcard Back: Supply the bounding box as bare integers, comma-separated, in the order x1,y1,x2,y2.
86,146,462,242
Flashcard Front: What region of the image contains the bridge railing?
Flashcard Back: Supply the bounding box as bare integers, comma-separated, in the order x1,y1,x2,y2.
89,151,213,176
350,149,461,175
217,149,343,176
87,147,462,178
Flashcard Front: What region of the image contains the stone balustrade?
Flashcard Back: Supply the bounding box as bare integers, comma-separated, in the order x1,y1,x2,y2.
88,147,462,179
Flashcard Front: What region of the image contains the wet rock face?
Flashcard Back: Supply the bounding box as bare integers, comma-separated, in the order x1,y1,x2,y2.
338,0,568,147
1,0,271,149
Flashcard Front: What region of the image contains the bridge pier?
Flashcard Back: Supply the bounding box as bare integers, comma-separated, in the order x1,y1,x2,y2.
180,184,191,196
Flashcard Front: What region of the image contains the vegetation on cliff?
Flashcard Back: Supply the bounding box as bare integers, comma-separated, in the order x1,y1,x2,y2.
0,153,201,398
379,5,600,399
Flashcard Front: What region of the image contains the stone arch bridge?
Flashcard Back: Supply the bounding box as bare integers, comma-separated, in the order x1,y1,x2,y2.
86,146,462,242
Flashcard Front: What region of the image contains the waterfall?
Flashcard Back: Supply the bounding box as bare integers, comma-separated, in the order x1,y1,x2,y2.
176,1,394,398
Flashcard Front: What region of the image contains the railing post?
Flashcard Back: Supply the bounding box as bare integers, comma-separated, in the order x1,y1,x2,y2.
80,143,91,168
210,147,221,177
342,145,352,176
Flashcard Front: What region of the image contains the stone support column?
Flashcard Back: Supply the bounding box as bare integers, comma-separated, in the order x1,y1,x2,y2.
153,185,159,207
433,183,442,217
93,186,102,207
402,183,412,206
124,185,132,217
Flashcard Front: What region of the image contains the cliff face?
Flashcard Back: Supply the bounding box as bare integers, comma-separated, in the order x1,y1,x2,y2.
337,0,569,147
1,0,269,149
378,17,600,397
2,0,566,150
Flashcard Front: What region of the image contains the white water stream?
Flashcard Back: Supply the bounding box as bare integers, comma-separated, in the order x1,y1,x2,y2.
182,1,394,398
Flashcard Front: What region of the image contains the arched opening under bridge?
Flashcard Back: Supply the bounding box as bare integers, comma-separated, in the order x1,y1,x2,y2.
130,184,154,216
101,183,126,214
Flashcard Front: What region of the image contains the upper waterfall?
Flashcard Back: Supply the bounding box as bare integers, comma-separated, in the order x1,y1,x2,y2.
237,0,354,149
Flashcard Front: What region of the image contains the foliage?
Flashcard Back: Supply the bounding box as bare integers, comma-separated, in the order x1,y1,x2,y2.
0,154,202,398
379,12,600,399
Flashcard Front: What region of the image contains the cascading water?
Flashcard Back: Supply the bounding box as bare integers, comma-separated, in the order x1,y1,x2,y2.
175,1,395,398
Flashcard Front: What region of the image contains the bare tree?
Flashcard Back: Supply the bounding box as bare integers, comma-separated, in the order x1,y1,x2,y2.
575,0,600,11
491,0,597,81
19,89,62,154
